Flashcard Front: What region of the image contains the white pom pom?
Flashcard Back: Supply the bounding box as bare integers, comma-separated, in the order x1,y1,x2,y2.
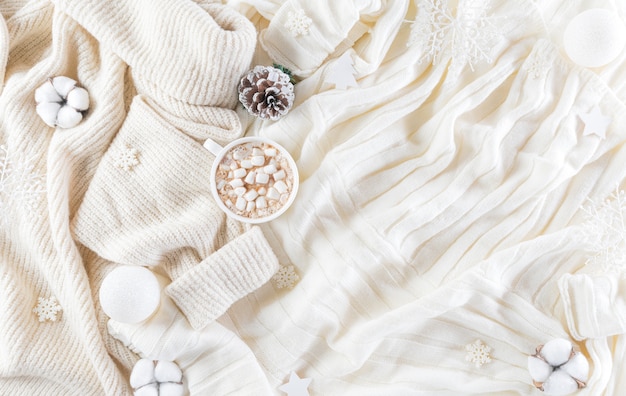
51,76,77,98
158,382,185,396
55,106,83,129
99,266,160,324
540,339,572,367
36,102,62,127
563,9,626,68
561,352,589,383
528,356,552,383
541,370,579,396
154,361,182,383
34,81,61,103
134,384,159,396
66,87,90,111
130,359,156,389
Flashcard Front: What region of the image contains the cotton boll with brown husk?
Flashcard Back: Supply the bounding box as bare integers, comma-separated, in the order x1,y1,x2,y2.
35,76,90,128
528,339,589,395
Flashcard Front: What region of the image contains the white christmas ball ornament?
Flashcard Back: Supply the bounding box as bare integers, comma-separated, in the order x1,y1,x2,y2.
35,76,90,128
563,9,626,68
528,338,589,395
99,266,160,324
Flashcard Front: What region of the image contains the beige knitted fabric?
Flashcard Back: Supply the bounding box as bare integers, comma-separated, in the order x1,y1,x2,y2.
0,0,278,393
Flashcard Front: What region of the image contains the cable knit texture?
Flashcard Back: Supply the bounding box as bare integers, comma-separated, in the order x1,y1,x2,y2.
0,0,277,393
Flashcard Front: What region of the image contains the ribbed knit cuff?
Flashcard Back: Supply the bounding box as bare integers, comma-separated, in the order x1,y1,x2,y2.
559,273,626,340
165,226,279,330
259,0,363,77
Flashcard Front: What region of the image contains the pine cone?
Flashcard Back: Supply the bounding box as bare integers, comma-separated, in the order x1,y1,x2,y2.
238,66,295,120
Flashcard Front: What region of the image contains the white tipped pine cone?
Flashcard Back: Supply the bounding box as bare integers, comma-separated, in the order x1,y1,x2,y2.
238,65,294,121
35,76,89,128
527,339,589,395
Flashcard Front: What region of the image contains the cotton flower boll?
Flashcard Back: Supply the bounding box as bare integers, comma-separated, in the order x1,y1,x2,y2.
563,9,626,68
528,339,588,395
540,339,573,367
130,359,184,396
528,356,552,383
34,76,90,128
99,266,160,324
541,370,580,396
154,360,183,384
130,359,156,389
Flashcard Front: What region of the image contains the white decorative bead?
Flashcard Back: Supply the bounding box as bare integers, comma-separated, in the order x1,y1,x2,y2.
99,266,160,324
563,9,626,68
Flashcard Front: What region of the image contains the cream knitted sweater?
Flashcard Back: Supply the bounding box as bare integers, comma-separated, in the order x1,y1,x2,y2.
0,0,279,394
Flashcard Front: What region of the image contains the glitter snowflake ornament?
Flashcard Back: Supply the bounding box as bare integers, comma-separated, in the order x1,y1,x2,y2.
0,145,45,225
408,0,502,80
580,187,626,273
33,296,62,322
285,8,312,37
465,339,492,368
272,265,300,289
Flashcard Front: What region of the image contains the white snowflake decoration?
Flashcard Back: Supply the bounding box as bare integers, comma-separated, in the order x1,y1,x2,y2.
33,296,62,322
114,146,140,171
285,9,313,37
580,187,626,273
465,339,492,367
272,265,300,289
0,144,45,225
407,0,502,80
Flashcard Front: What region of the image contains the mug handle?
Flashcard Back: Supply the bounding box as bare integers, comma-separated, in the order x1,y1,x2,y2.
203,138,224,157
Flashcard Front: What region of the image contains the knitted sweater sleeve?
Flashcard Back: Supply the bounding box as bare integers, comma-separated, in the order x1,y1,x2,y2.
57,0,280,330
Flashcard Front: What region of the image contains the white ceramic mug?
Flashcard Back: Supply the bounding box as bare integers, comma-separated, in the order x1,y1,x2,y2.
204,136,299,224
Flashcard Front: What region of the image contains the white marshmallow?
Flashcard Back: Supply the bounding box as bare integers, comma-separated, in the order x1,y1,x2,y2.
244,189,259,202
264,148,277,157
256,196,267,209
233,168,246,179
251,155,265,166
263,164,277,174
99,266,160,324
234,186,246,196
258,187,267,196
274,180,288,194
255,173,270,184
236,196,246,210
273,169,286,180
229,179,244,188
244,171,257,184
240,159,253,169
252,148,264,156
266,187,280,201
246,201,255,212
